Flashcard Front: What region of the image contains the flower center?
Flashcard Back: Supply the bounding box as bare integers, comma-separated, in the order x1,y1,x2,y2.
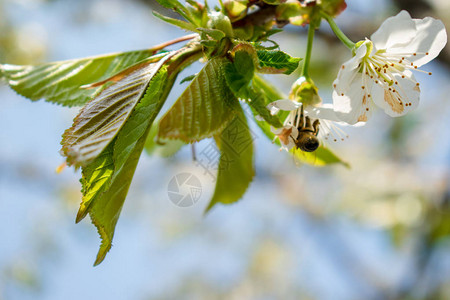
355,47,431,111
364,50,431,84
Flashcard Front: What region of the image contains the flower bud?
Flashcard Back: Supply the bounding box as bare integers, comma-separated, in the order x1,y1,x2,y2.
224,0,248,21
276,0,313,27
319,0,347,18
207,11,234,38
289,76,322,106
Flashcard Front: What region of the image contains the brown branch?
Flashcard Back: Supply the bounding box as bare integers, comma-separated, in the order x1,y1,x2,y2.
148,33,198,52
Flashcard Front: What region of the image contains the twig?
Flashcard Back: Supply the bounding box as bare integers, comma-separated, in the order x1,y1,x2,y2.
149,33,199,53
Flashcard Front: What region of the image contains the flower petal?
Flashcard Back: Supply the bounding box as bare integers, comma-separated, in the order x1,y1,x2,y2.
305,104,341,123
390,16,447,67
273,125,298,151
333,44,367,95
271,126,284,134
305,104,351,141
267,99,300,115
282,139,296,151
371,71,420,117
371,10,417,50
333,76,372,125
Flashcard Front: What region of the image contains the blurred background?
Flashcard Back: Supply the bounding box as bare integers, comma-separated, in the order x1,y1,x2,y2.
1,0,450,299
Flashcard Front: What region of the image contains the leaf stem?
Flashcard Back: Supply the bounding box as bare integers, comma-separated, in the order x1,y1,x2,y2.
301,21,316,80
320,11,355,50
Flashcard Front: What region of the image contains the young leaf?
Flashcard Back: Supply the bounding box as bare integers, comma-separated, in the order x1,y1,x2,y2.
0,49,158,107
205,110,255,212
62,52,176,167
79,67,172,265
154,0,195,24
158,57,240,142
257,50,301,75
247,89,283,128
179,74,196,84
224,49,255,98
197,28,226,41
223,50,282,128
153,11,199,32
78,145,115,223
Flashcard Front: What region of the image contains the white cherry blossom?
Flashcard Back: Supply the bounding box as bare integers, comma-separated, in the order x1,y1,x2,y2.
332,10,447,124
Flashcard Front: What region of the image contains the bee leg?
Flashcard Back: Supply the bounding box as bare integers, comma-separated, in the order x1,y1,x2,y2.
298,104,304,129
304,116,313,131
312,119,320,136
293,108,299,127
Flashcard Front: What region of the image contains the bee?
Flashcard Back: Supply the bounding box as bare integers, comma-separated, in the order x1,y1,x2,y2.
292,104,320,152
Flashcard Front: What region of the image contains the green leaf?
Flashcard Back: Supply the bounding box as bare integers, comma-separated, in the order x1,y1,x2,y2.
79,67,172,266
252,74,290,121
223,53,282,128
257,50,301,75
78,145,114,224
198,28,226,41
185,0,209,27
223,44,280,128
153,11,198,32
224,49,255,98
154,0,194,24
61,52,175,167
264,28,283,38
179,74,196,84
247,89,283,128
205,109,255,212
0,49,158,107
206,11,234,38
158,57,240,142
290,146,350,167
200,40,218,48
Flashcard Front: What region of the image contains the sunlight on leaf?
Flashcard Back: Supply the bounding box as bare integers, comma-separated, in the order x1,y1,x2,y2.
224,48,255,98
224,51,282,128
0,49,158,107
257,50,301,75
158,57,240,142
61,52,176,167
78,68,172,265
